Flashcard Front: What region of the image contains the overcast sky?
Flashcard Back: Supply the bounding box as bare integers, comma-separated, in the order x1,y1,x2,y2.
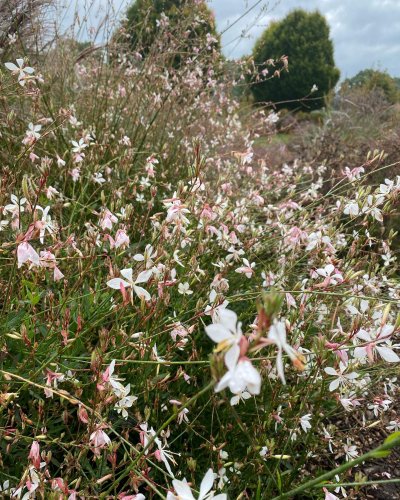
59,0,400,79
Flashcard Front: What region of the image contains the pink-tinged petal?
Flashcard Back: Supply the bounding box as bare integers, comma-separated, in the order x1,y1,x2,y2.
135,269,153,284
107,278,130,289
205,324,231,343
53,267,64,281
376,346,400,363
17,242,40,268
199,469,214,500
133,253,145,261
120,268,133,282
133,285,151,301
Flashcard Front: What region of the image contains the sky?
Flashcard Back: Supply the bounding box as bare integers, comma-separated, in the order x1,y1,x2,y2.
58,0,400,79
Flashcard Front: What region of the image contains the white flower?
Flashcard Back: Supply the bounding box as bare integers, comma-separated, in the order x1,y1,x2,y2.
267,320,300,384
178,282,193,295
235,258,256,278
205,308,242,361
71,138,88,153
315,264,343,285
133,244,157,269
166,468,226,500
300,414,312,433
36,205,56,243
343,440,358,461
324,363,359,391
343,201,360,217
354,326,400,363
107,267,152,301
114,393,137,419
4,194,26,216
230,390,251,406
215,346,261,396
17,242,40,268
93,172,106,184
5,58,34,86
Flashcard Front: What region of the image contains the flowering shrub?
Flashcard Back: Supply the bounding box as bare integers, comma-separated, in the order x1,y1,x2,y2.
0,5,400,499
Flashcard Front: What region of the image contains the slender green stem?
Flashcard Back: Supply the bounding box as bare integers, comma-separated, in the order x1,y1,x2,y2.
272,435,400,499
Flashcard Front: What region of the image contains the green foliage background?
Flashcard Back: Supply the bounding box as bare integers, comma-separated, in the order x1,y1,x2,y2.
122,0,220,57
342,69,400,104
251,9,340,110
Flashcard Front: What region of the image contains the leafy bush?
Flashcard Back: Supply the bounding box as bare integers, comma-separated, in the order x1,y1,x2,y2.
341,69,399,104
251,9,340,110
119,0,220,61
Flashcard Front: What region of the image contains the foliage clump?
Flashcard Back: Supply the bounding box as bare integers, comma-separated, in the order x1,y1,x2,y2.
341,68,399,104
251,9,340,110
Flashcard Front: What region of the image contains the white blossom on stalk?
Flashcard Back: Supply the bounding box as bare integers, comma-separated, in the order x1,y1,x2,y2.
204,289,229,320
36,205,56,243
235,258,256,278
353,326,400,363
89,427,111,456
324,363,359,391
107,267,152,301
315,264,343,286
343,201,359,217
230,390,251,406
17,242,40,268
4,194,26,216
205,308,242,362
115,393,137,419
71,138,88,154
299,414,312,433
343,440,358,461
166,468,227,500
215,345,261,396
178,282,193,295
267,320,301,384
5,58,34,85
23,123,42,145
133,244,157,268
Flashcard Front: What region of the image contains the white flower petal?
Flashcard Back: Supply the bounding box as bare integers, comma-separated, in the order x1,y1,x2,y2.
376,345,400,363
198,469,214,500
120,268,133,282
107,278,130,289
133,285,151,301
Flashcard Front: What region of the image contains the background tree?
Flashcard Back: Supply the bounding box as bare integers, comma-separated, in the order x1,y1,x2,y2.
251,9,340,110
341,69,399,104
119,0,220,60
